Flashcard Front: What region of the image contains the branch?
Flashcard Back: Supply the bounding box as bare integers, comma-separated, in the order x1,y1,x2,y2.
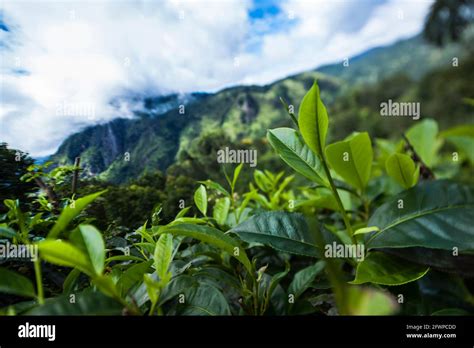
34,177,59,211
402,133,435,179
71,157,81,195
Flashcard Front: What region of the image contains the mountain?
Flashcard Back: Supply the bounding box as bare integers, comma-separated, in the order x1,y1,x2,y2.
52,35,465,183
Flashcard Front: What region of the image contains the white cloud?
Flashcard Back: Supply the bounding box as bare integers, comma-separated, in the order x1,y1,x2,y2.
0,0,432,156
237,0,432,84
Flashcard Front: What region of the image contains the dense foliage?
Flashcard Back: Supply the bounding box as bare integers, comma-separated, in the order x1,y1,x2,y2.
1,81,473,316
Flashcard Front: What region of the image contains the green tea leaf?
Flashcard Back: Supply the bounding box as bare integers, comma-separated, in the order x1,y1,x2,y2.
345,286,398,315
295,192,339,211
117,260,153,296
158,275,198,306
288,261,325,299
298,81,328,156
350,252,429,285
253,170,273,192
154,233,174,284
213,197,231,225
230,211,320,257
367,180,474,251
0,225,18,239
406,119,440,167
325,132,373,191
160,223,252,273
266,263,291,301
193,185,208,216
439,124,474,138
446,136,474,164
385,153,419,189
70,225,105,276
27,290,123,315
198,180,230,197
48,190,106,239
38,240,93,276
439,124,474,165
354,226,380,236
384,247,474,277
63,268,81,294
232,163,244,192
143,274,159,305
91,275,121,299
0,267,36,298
177,284,231,315
267,128,328,186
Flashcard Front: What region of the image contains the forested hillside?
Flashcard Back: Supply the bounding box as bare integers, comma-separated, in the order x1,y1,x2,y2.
52,35,468,183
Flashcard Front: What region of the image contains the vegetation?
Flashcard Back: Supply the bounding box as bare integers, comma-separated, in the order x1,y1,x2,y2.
0,143,35,214
424,0,474,46
1,3,473,315
1,81,473,316
51,34,467,184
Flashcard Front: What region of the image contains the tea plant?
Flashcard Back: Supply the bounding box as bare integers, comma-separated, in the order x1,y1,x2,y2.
1,82,473,316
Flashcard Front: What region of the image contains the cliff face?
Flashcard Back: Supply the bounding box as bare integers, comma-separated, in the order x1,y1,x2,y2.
51,36,462,183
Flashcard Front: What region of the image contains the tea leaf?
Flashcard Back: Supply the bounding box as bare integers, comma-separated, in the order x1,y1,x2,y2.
267,127,328,186
367,181,474,251
38,240,93,276
160,223,252,272
48,190,106,239
288,261,325,298
70,225,105,275
177,284,231,315
406,119,440,167
213,197,231,225
230,212,320,257
385,153,419,188
298,81,328,156
350,252,429,285
0,267,36,298
325,132,373,191
154,233,174,284
193,185,208,216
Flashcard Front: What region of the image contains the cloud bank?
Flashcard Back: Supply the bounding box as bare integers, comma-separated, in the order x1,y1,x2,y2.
0,0,432,156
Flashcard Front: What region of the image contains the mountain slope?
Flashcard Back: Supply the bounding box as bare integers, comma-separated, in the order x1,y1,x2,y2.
52,35,464,183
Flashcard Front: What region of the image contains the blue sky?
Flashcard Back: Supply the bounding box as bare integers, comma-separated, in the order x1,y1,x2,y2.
0,0,433,156
247,0,296,52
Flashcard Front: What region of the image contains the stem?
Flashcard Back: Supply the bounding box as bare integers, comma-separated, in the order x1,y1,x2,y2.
71,157,81,195
363,198,370,221
320,154,356,243
261,292,269,315
254,278,260,315
34,259,44,305
149,300,157,315
312,184,362,201
232,196,240,224
279,97,299,129
314,227,348,314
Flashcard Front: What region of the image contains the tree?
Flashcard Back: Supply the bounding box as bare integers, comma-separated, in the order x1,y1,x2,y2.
423,0,474,46
0,143,35,212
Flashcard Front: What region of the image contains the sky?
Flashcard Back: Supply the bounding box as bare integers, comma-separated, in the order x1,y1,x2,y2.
0,0,433,157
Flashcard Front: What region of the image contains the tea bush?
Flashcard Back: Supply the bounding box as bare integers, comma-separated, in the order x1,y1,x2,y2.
1,82,473,316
